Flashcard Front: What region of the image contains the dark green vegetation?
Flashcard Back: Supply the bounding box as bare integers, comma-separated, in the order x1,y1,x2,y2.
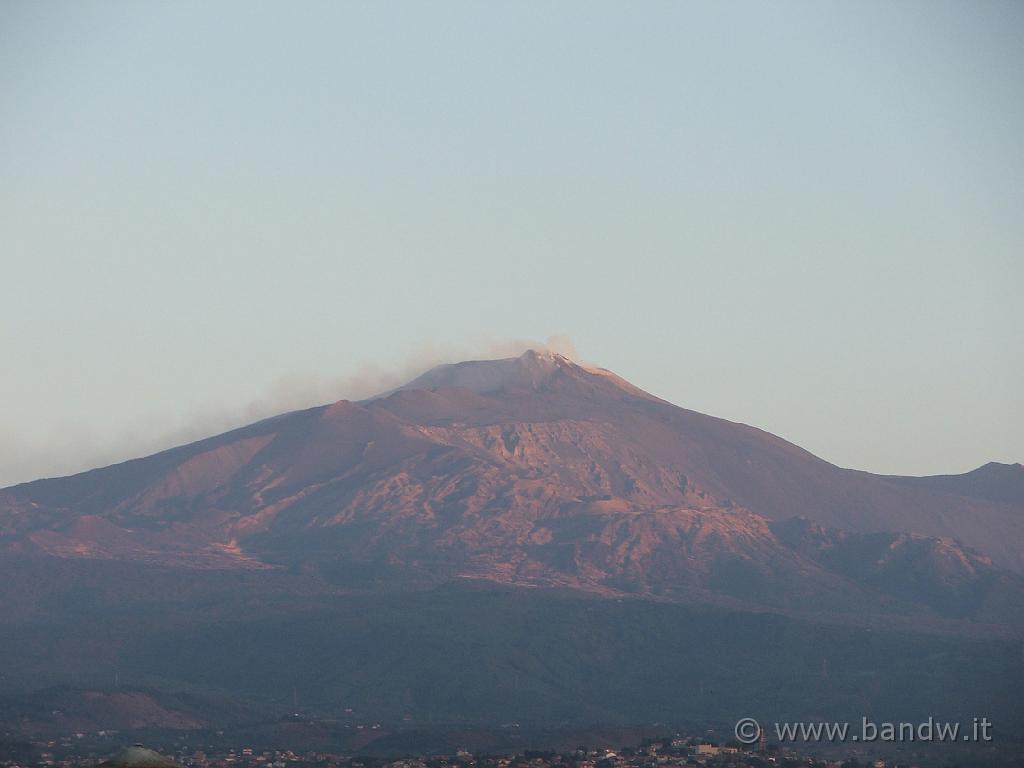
0,557,1020,737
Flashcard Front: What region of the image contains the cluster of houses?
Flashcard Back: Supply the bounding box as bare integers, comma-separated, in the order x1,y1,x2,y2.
2,738,901,768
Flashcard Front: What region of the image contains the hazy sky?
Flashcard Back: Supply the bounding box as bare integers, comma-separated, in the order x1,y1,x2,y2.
1,1,1022,487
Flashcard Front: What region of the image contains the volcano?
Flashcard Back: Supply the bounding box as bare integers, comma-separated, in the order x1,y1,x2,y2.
1,351,1022,737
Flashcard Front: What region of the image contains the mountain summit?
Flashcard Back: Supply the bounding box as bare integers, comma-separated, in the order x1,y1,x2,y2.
386,349,583,394
377,349,653,402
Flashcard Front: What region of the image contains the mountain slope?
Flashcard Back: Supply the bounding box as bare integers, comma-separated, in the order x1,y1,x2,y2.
1,350,1021,629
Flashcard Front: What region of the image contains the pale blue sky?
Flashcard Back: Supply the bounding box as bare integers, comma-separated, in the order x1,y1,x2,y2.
1,1,1021,486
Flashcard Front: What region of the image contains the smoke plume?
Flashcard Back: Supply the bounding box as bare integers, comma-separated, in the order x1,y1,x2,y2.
0,335,579,488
